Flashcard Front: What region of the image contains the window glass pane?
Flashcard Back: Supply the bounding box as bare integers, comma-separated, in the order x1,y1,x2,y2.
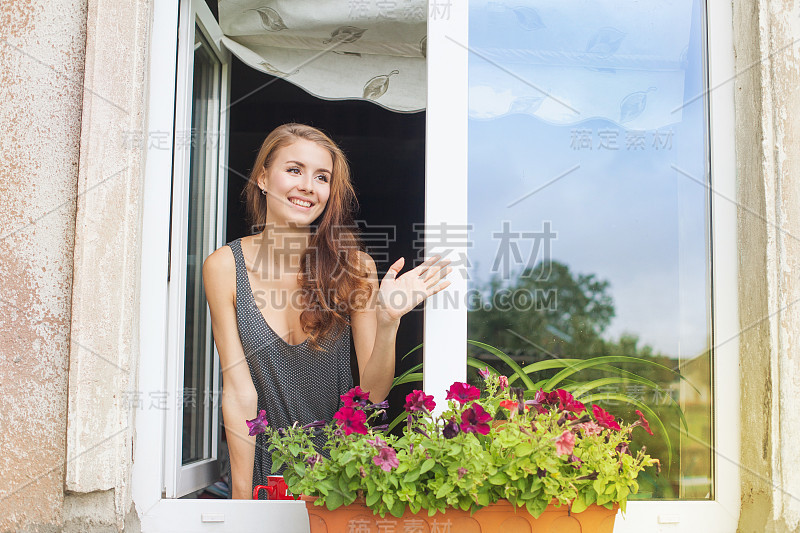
466,0,711,499
182,27,221,465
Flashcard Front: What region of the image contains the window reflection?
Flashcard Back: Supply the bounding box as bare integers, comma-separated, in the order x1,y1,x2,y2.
467,0,711,499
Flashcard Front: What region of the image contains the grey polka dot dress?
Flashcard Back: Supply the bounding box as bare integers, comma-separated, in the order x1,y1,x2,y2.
226,238,354,500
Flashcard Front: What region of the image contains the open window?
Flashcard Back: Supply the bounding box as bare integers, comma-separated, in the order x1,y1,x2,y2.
136,0,739,530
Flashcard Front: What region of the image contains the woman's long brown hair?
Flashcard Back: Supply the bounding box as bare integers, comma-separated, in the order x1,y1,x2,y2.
242,123,373,350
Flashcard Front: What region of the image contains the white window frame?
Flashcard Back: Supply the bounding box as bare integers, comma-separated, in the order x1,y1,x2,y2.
135,0,739,530
423,0,740,530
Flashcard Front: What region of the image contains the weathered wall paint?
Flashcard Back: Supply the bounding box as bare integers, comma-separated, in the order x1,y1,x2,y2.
734,1,800,532
0,0,88,531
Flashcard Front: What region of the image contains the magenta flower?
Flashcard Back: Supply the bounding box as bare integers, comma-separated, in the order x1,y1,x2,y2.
478,367,491,380
445,382,480,404
372,446,399,472
555,389,586,414
442,417,460,439
460,403,491,435
245,409,268,436
333,406,368,435
592,404,621,431
341,386,370,408
498,376,509,390
404,390,436,413
555,430,576,456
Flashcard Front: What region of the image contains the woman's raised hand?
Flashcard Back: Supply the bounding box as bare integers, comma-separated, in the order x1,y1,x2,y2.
376,255,452,324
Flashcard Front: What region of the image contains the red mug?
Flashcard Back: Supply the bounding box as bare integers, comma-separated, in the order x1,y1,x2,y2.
252,476,296,500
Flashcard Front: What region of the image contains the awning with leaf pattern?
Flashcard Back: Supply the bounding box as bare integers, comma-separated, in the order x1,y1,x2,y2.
218,1,427,113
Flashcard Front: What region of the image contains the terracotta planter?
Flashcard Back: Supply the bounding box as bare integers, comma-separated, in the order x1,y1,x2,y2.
303,496,618,533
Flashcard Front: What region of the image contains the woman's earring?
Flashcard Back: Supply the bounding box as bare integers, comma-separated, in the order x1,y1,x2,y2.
261,189,267,196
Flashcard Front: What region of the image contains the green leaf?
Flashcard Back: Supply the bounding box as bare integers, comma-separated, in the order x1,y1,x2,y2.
543,355,696,394
392,372,424,387
383,492,395,507
488,472,508,485
467,340,536,389
466,357,502,377
403,470,420,484
571,495,589,514
387,410,409,432
392,363,423,389
365,491,380,507
325,490,344,510
420,458,436,474
391,499,405,518
400,343,423,361
435,484,451,499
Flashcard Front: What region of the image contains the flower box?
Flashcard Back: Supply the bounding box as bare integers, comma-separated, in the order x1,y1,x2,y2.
303,496,618,533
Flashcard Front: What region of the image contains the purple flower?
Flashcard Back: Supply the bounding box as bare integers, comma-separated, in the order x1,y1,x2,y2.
412,426,430,438
372,424,389,432
442,417,460,439
445,382,480,404
333,406,368,435
457,467,468,480
404,390,436,413
460,404,491,435
245,409,268,436
341,386,370,408
364,400,389,411
302,420,327,430
478,367,491,380
306,453,323,468
372,446,399,472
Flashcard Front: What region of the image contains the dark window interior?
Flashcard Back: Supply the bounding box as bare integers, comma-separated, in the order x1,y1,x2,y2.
226,55,426,427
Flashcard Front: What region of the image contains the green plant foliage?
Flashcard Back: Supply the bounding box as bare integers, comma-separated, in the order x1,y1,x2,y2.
250,374,660,518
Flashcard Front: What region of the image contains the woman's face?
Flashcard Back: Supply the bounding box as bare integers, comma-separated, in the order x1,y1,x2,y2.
260,139,333,228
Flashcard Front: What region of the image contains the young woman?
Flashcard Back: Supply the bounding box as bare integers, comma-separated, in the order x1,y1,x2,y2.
202,123,451,500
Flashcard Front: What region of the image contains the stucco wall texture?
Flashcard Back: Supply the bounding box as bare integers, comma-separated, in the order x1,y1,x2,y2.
0,0,88,531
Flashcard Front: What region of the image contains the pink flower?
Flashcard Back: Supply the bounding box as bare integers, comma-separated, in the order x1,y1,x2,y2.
478,367,491,380
498,376,509,390
635,410,654,435
245,409,268,436
461,403,492,435
555,430,576,456
366,436,389,449
404,390,436,413
372,446,399,472
457,467,468,480
341,386,370,408
592,405,621,431
445,382,480,404
333,406,368,435
577,420,603,436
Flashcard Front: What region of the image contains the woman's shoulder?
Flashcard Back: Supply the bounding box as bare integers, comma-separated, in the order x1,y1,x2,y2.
353,250,376,275
202,243,237,298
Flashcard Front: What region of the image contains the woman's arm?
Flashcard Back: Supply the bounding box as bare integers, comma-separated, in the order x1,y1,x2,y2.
203,247,259,500
351,252,451,404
